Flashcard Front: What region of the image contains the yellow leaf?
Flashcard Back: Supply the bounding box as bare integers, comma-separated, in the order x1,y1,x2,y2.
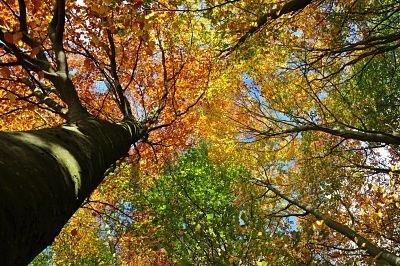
312,224,317,230
5,92,17,101
145,12,156,20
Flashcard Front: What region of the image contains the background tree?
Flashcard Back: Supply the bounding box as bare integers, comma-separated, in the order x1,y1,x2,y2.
213,0,400,264
133,145,302,265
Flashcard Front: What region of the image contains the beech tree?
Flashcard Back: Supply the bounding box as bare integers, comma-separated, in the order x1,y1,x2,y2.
0,1,143,264
0,0,208,264
1,0,400,265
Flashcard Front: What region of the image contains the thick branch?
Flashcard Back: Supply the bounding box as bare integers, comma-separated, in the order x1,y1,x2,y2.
106,29,133,118
224,0,313,54
23,75,68,117
17,0,28,32
260,124,400,145
49,0,66,52
47,0,88,120
263,182,400,266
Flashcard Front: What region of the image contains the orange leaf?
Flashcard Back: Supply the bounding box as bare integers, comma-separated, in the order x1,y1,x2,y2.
0,68,11,78
83,58,92,69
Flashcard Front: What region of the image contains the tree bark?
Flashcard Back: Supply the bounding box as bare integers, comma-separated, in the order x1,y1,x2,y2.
0,117,142,265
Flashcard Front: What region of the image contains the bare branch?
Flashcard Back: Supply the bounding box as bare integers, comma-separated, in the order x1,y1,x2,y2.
148,0,241,12
106,29,133,118
258,123,400,145
222,0,314,55
17,0,28,33
124,39,143,91
48,0,67,74
258,180,400,265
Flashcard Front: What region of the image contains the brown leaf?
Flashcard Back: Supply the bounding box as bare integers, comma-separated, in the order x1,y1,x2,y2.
0,68,11,78
13,32,23,43
30,47,41,57
70,228,78,237
32,0,41,13
37,71,45,79
83,58,92,69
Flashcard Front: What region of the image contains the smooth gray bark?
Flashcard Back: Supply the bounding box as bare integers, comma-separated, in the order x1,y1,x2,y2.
0,117,142,265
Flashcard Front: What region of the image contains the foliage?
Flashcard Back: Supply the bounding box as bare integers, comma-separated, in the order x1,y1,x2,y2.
0,0,398,264
134,144,302,265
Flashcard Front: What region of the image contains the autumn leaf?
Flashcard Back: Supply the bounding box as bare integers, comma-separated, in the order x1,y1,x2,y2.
70,228,78,237
13,32,23,43
0,68,11,78
30,47,40,57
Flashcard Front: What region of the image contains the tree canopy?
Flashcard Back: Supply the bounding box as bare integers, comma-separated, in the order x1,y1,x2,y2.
0,0,399,265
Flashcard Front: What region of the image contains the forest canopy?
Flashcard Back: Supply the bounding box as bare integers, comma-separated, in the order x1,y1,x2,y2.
0,0,399,265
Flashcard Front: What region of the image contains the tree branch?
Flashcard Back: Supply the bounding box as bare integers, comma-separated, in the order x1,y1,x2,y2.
223,0,314,54
17,0,28,33
258,180,400,266
259,123,400,145
106,29,133,118
46,0,88,120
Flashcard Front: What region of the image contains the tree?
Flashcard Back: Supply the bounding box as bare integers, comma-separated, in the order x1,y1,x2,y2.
1,0,400,264
0,0,208,264
257,181,400,265
0,1,143,263
132,145,300,265
221,0,400,264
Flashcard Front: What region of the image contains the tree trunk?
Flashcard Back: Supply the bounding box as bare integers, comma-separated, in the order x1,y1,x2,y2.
0,117,142,265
